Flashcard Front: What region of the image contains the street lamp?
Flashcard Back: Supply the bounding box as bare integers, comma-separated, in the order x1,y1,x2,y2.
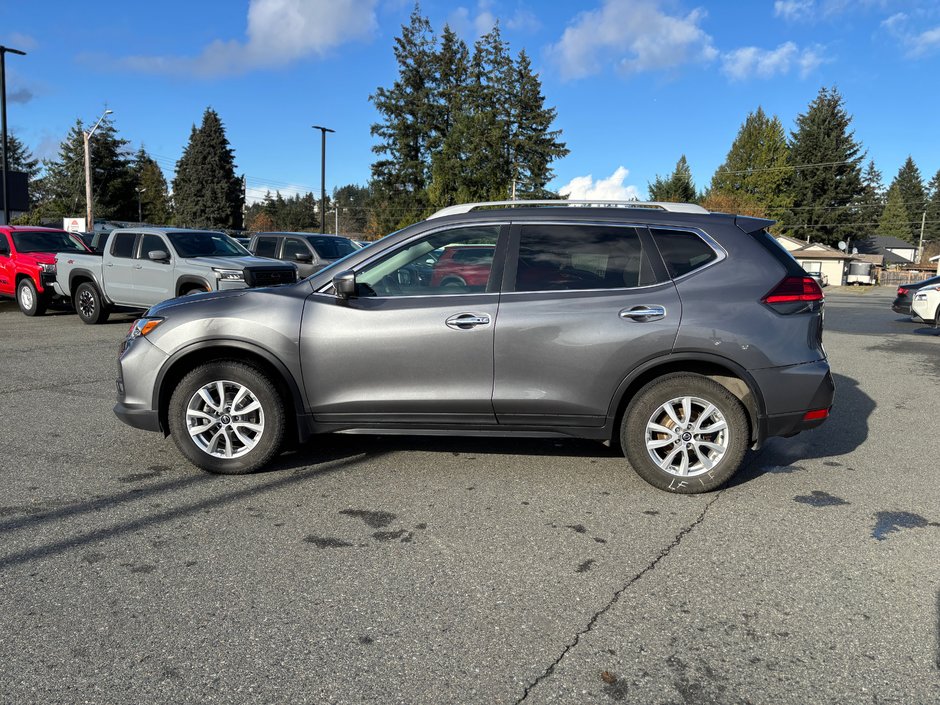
1,45,27,226
311,125,334,235
84,108,112,232
135,186,147,224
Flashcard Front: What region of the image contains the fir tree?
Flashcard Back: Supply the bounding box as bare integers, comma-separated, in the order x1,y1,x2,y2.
1,131,40,179
782,87,865,247
859,159,884,227
708,107,791,218
133,147,171,224
924,168,940,244
877,184,912,241
173,108,244,229
649,155,697,202
887,156,926,241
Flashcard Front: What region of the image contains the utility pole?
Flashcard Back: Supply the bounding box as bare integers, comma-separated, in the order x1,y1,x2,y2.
84,109,112,232
311,125,334,235
136,187,147,223
917,210,926,264
1,45,27,226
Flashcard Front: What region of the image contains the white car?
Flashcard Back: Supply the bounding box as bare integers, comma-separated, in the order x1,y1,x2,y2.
911,284,940,325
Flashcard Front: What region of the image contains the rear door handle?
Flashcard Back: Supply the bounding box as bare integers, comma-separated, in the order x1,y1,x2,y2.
620,305,666,321
445,313,491,330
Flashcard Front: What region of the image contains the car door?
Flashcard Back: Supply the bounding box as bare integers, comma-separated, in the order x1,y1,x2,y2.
105,231,139,304
0,233,13,296
492,222,681,427
282,237,318,277
134,233,175,306
299,224,507,425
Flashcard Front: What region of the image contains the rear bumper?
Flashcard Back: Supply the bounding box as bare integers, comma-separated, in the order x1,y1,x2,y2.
753,360,834,446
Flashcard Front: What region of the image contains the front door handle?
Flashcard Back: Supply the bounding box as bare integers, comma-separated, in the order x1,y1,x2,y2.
445,313,491,330
620,305,666,321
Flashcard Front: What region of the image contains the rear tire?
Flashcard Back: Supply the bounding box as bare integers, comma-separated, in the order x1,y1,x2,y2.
17,278,47,316
74,282,110,324
168,361,285,475
621,374,748,494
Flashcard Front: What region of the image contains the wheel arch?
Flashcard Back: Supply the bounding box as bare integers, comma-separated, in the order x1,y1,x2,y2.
608,353,765,446
176,275,212,296
68,269,106,301
154,341,306,442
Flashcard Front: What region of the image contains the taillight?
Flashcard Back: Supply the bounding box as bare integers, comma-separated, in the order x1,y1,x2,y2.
897,287,908,295
762,276,824,305
803,409,829,422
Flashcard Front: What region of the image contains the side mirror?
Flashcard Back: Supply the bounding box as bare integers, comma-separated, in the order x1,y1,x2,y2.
294,252,314,263
333,270,357,299
148,250,170,262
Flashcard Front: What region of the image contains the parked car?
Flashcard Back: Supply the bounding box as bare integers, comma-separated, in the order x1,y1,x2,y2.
114,200,833,494
892,274,940,318
248,232,359,277
911,284,940,325
429,243,496,290
807,271,828,288
55,227,297,324
0,225,91,316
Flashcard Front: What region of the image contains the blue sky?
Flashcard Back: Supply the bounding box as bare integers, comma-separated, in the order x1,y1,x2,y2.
3,0,940,206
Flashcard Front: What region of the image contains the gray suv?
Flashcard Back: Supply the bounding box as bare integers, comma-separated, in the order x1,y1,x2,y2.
114,201,833,493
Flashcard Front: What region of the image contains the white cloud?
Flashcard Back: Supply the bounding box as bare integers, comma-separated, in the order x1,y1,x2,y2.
774,0,815,22
548,0,718,80
447,1,535,39
120,0,378,77
4,33,38,51
558,167,641,201
882,12,940,58
506,9,540,33
721,42,826,80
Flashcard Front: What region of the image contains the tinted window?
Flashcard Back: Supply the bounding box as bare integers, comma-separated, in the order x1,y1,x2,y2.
11,230,87,254
651,229,718,278
111,232,137,259
138,234,167,259
167,232,249,258
307,236,357,260
254,236,278,258
514,224,653,292
283,238,311,260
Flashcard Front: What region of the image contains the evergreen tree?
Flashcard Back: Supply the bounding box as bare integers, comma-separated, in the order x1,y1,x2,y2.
708,107,791,218
877,184,912,241
173,108,244,229
782,87,865,246
859,159,884,227
924,168,940,244
649,155,697,202
1,131,40,179
133,147,171,224
887,156,926,241
332,184,371,234
429,24,469,157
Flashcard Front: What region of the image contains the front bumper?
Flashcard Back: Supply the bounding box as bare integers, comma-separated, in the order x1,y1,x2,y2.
113,402,162,432
114,334,168,434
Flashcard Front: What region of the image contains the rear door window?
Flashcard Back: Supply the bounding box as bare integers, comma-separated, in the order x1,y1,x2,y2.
254,236,279,258
111,232,137,259
651,229,718,278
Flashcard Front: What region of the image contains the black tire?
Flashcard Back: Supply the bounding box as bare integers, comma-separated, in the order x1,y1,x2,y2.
17,278,47,317
74,282,110,324
621,373,749,494
167,361,285,475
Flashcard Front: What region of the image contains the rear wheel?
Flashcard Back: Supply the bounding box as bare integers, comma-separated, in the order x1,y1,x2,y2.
621,374,748,493
168,361,285,475
17,278,47,316
74,282,110,324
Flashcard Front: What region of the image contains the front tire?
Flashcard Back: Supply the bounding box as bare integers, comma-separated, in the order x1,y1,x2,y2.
17,278,47,316
168,361,285,475
621,374,748,494
74,282,110,324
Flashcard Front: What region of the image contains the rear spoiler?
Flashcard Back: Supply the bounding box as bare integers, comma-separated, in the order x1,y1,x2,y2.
735,215,776,233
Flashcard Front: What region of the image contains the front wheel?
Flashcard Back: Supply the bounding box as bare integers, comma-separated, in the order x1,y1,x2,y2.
74,282,110,324
621,374,749,494
17,278,47,316
167,361,285,474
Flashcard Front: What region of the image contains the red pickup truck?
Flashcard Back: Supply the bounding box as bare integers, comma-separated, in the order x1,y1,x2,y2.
0,225,90,316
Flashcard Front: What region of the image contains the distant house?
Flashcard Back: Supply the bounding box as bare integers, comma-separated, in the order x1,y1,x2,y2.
856,235,917,265
774,234,853,286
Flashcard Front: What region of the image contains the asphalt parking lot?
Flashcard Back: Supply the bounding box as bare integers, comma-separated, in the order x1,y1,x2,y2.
1,287,938,704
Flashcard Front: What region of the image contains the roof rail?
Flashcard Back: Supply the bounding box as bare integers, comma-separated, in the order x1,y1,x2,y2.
427,199,710,220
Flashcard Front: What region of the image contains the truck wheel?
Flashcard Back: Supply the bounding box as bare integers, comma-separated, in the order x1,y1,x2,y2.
167,361,285,475
17,278,47,316
621,374,748,494
74,282,110,324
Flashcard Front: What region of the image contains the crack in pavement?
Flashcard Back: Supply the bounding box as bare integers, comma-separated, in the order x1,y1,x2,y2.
513,493,723,704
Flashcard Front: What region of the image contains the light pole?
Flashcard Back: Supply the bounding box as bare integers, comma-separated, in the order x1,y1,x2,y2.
1,45,27,226
312,125,334,235
84,108,112,232
135,186,147,224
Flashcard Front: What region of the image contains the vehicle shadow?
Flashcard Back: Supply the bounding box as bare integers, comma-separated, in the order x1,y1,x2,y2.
731,372,874,486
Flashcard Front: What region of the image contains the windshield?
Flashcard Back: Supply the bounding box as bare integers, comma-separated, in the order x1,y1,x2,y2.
307,236,358,260
12,230,87,254
167,231,251,258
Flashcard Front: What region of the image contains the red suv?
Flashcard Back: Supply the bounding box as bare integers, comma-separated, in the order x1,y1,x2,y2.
0,226,90,316
429,244,495,290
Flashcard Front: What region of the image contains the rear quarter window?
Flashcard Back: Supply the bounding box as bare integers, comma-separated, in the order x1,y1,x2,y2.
651,229,717,278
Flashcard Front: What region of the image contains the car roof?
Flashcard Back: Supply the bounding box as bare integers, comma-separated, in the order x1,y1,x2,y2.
256,232,352,238
1,225,70,233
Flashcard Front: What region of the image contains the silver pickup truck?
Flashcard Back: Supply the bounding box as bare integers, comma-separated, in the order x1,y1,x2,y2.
55,227,297,324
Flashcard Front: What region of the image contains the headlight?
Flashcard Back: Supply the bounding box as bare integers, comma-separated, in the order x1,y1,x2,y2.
127,317,164,339
913,292,927,301
37,262,56,273
213,268,244,281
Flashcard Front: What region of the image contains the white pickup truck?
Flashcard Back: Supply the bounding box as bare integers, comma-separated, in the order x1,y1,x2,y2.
55,227,297,323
